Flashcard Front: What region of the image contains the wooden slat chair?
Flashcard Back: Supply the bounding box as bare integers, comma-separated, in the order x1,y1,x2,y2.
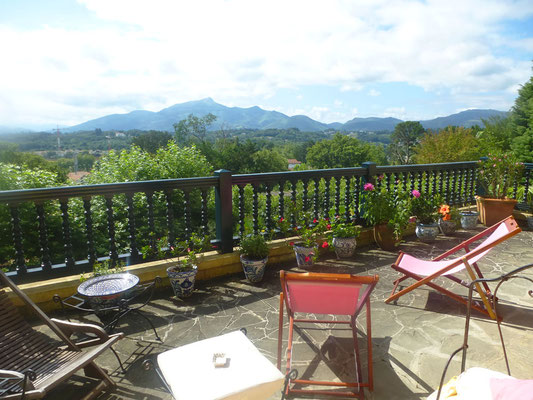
0,270,123,400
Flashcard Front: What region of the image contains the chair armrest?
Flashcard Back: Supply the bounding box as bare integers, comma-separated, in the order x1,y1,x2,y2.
51,318,123,347
0,369,36,391
0,370,25,380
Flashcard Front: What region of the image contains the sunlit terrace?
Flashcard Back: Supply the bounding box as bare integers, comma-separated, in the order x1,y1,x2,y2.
24,226,533,400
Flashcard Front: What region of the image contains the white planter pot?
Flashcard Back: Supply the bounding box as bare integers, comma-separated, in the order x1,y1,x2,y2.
167,264,198,298
240,255,268,283
332,237,357,258
460,211,479,230
415,222,439,242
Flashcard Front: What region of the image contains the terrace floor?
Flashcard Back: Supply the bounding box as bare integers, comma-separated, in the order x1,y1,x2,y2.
39,225,533,400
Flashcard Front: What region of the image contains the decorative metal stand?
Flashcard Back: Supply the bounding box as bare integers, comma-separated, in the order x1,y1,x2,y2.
436,262,533,400
54,276,162,342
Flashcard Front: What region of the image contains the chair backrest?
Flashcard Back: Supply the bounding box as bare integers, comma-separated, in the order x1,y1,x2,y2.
464,217,520,265
280,272,378,316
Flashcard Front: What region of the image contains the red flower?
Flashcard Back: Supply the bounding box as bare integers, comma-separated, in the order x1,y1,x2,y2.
327,224,332,230
279,217,284,222
304,256,311,262
321,241,329,248
289,241,295,246
313,218,318,223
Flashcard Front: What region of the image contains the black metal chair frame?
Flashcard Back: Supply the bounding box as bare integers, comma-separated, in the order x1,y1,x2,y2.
53,276,162,342
435,262,533,400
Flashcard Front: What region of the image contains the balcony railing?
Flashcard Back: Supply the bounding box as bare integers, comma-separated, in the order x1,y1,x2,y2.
1,160,531,283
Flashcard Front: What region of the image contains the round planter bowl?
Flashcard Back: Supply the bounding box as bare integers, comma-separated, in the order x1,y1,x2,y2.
240,255,268,283
332,237,357,258
460,211,479,230
438,218,457,236
293,245,316,268
167,265,198,298
415,222,439,242
373,223,400,251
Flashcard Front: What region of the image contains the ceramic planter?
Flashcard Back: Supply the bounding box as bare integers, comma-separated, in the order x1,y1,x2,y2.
476,196,517,226
240,255,268,283
460,211,479,230
332,237,357,258
438,218,457,236
415,222,439,242
167,264,198,298
373,223,399,251
293,244,316,268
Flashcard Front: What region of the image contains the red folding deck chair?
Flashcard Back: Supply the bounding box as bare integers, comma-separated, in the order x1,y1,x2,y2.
385,216,521,319
277,271,379,399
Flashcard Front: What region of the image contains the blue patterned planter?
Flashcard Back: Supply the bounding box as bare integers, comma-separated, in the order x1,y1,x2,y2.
460,211,479,230
293,245,316,268
167,265,198,298
415,222,439,242
332,237,357,258
240,255,268,283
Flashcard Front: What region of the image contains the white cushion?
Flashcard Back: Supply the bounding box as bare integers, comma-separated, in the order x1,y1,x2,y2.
157,330,285,400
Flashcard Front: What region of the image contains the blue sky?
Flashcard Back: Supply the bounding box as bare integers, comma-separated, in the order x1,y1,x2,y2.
0,0,532,129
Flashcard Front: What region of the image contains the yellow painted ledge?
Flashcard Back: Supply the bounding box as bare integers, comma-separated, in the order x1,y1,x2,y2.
7,223,420,314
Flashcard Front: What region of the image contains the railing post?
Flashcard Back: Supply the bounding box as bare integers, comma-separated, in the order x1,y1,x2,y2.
215,169,233,253
362,162,377,185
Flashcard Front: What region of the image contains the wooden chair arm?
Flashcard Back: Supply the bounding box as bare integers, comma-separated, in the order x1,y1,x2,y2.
51,318,123,347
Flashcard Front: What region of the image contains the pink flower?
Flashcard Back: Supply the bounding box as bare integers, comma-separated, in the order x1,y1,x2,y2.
187,247,191,252
409,216,417,223
313,218,318,223
321,241,329,248
364,183,375,191
412,190,421,198
327,224,332,230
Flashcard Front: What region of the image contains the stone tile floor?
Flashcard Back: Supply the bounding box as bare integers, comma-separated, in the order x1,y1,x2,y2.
41,226,533,399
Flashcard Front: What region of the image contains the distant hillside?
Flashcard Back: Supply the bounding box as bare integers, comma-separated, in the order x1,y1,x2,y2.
59,98,507,133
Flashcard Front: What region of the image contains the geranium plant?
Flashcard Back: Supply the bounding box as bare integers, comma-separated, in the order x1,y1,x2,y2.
361,182,411,239
478,153,524,199
410,190,442,224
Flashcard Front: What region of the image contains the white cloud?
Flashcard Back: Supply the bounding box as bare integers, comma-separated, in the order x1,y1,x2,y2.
0,0,532,126
368,89,381,97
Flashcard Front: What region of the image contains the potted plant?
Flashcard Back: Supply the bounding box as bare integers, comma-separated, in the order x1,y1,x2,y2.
410,190,442,242
239,233,269,283
362,182,411,251
459,210,479,229
327,217,361,258
476,153,524,226
438,204,459,235
142,233,208,298
279,214,327,267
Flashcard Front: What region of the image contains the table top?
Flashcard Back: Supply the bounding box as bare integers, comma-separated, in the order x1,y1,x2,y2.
78,273,139,297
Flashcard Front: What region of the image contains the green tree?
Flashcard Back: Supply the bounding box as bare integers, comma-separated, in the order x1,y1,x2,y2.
173,113,217,145
477,116,513,155
414,127,482,163
510,72,533,162
389,121,425,164
77,152,97,171
250,149,287,173
306,133,386,169
132,130,173,153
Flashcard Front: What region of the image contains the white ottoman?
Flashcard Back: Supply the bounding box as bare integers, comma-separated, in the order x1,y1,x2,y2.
157,330,285,400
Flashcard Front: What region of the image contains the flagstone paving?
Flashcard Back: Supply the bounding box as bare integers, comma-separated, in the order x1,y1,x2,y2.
40,226,533,399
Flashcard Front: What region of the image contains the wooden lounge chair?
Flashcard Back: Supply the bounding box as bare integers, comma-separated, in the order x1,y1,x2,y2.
278,271,379,399
385,216,521,319
0,270,123,400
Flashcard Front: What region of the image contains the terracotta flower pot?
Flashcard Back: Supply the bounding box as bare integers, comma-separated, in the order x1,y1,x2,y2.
373,223,399,251
476,196,517,226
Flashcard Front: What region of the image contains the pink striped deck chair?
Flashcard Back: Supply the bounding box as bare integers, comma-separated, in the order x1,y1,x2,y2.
277,271,379,399
385,216,521,319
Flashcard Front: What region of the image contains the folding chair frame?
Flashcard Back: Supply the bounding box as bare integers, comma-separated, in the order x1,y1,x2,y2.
385,216,521,319
277,271,379,399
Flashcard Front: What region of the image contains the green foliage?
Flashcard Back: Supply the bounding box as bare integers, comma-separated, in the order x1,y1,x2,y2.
132,130,173,153
80,260,125,282
477,153,524,199
306,133,386,169
173,113,217,145
415,127,481,163
510,72,533,162
409,190,442,224
328,217,361,238
389,121,425,165
477,116,513,155
361,182,411,239
239,233,269,260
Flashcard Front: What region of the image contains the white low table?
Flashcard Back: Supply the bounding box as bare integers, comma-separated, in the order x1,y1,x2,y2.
157,330,285,400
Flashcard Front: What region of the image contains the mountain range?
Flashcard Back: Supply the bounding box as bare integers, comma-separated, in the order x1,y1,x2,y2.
53,98,508,133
